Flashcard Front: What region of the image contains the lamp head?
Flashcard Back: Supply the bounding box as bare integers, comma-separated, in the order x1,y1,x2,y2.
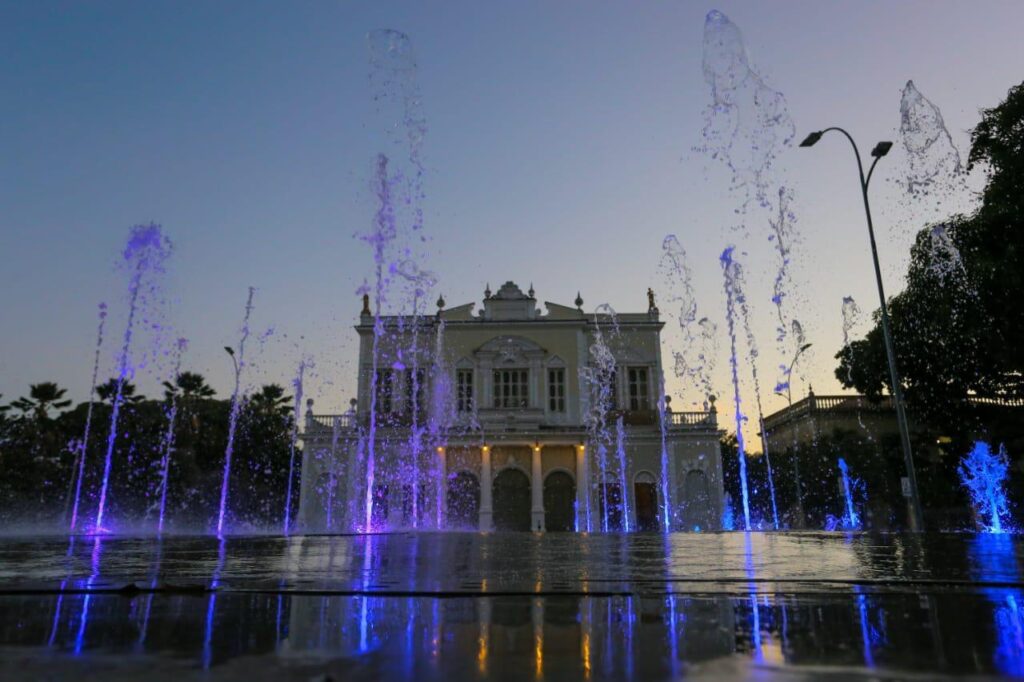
799,131,823,148
870,141,893,158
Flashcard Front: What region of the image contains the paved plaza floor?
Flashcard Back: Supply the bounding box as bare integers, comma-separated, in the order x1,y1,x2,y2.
1,531,1023,679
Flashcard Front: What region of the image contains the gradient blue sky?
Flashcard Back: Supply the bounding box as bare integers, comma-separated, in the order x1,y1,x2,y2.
3,1,1024,431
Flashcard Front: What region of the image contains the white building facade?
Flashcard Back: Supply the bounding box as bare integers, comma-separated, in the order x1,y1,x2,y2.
298,281,724,532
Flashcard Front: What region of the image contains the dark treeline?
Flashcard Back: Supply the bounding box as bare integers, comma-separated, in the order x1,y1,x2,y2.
0,374,299,530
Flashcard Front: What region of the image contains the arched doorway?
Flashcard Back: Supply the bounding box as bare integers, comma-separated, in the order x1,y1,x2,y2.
598,480,624,532
493,468,531,531
446,471,480,529
544,471,576,531
634,471,659,531
682,469,712,531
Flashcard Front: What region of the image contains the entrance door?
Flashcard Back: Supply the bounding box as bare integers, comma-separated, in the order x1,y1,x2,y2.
683,469,712,531
544,471,576,531
598,481,624,531
446,471,480,529
493,469,531,531
634,473,659,531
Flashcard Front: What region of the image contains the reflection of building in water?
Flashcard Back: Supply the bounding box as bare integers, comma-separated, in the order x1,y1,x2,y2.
299,281,724,532
280,594,736,678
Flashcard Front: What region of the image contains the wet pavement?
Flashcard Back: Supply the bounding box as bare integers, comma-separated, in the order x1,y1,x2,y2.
1,531,1024,679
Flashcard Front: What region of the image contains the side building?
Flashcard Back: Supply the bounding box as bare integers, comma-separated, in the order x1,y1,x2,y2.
299,281,724,532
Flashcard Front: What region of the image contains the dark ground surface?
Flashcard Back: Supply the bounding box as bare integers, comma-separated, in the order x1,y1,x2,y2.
1,531,1023,680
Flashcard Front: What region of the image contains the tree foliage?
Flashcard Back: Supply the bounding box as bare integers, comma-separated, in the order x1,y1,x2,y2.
0,375,300,529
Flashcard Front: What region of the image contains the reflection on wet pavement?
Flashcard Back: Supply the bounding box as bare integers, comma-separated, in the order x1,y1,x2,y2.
1,531,1023,679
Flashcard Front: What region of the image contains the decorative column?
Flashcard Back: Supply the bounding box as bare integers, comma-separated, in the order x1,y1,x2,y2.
531,445,545,531
436,446,447,530
479,445,493,531
575,444,588,531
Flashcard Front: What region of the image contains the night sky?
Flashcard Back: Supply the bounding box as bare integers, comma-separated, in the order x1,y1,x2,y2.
3,1,1023,434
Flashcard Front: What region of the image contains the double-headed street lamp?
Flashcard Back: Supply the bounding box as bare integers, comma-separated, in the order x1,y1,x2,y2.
800,127,925,531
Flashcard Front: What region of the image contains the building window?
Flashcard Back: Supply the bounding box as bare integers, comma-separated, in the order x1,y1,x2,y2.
628,367,650,411
548,368,566,412
493,369,529,409
456,369,474,412
600,368,618,410
405,368,426,416
374,368,393,413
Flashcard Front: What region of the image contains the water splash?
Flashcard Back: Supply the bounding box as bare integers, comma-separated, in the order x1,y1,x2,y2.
699,10,795,213
959,441,1012,533
720,247,752,530
837,458,861,530
94,224,172,533
926,223,969,280
898,80,965,203
68,303,108,532
156,337,188,534
283,357,309,535
660,235,715,403
216,287,256,537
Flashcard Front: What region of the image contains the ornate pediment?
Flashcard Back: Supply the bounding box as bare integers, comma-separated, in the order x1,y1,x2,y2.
476,335,546,364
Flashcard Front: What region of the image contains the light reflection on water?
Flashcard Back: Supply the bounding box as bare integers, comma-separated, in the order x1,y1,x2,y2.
8,590,1024,679
2,531,1024,679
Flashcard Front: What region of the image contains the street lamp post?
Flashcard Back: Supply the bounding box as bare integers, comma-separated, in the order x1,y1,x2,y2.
800,127,925,531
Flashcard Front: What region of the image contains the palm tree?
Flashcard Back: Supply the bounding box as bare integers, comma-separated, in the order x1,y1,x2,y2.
163,371,216,401
11,382,72,421
95,378,144,405
249,384,292,419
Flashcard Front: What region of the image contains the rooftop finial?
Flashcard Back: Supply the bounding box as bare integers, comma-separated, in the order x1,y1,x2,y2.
528,282,535,298
437,293,445,310
361,292,371,317
574,291,583,309
484,282,492,299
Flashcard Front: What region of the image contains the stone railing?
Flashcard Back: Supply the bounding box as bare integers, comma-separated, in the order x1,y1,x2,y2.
306,413,356,431
762,394,894,431
669,411,717,428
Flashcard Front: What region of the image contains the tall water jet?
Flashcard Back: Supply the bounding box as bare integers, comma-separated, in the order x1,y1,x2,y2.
359,156,398,532
216,286,255,537
156,337,188,535
282,357,308,535
359,29,433,533
837,458,861,530
94,224,172,533
67,303,108,532
720,246,752,530
959,441,1012,533
614,415,631,532
583,307,620,531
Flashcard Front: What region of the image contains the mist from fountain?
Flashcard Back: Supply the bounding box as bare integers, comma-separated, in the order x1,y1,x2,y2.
93,224,173,534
